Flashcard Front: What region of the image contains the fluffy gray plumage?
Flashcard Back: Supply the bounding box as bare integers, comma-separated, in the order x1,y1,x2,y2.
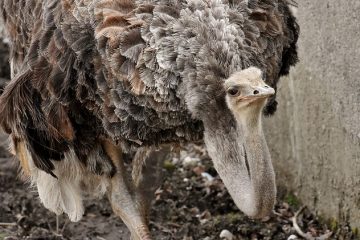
0,0,298,181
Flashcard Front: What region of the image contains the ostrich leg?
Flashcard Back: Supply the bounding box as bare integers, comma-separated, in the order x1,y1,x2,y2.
102,140,151,240
132,146,171,225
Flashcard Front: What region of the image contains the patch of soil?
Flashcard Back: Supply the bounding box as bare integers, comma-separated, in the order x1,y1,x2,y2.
0,137,357,240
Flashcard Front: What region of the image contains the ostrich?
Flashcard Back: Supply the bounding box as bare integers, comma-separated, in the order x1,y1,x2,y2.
0,0,298,239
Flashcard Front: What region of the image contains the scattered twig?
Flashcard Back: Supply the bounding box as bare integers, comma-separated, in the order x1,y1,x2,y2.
96,237,107,240
316,232,333,240
0,222,17,226
149,221,174,235
272,210,283,217
48,215,66,237
61,218,69,233
56,215,60,234
273,210,291,223
47,221,53,233
167,222,181,228
291,206,333,240
292,206,311,239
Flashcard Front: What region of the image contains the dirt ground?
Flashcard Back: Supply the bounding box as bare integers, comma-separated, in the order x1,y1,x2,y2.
0,133,358,240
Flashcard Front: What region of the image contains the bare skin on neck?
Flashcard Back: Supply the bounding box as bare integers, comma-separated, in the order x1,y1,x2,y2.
204,67,276,219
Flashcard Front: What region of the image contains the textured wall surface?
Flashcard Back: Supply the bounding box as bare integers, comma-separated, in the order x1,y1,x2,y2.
264,0,360,226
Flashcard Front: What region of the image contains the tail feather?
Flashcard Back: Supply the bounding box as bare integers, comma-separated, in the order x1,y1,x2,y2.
0,68,38,133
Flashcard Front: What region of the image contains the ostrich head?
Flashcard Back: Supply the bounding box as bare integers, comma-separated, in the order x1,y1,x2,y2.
224,67,275,119
201,67,276,219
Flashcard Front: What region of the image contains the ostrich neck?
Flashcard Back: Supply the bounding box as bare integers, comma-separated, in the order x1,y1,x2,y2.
238,109,267,154
236,110,271,181
203,106,276,218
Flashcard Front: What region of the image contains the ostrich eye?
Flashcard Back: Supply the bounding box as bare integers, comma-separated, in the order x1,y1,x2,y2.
227,87,240,96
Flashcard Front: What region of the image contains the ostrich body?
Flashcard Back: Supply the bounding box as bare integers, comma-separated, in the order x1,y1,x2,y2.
0,0,298,239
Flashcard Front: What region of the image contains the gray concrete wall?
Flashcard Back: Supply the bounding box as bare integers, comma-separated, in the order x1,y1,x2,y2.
264,0,360,227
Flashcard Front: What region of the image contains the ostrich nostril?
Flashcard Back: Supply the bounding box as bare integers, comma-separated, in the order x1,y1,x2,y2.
253,90,259,95
264,86,269,88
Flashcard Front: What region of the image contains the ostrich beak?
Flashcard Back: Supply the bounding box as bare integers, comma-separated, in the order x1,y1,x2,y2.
251,85,275,98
